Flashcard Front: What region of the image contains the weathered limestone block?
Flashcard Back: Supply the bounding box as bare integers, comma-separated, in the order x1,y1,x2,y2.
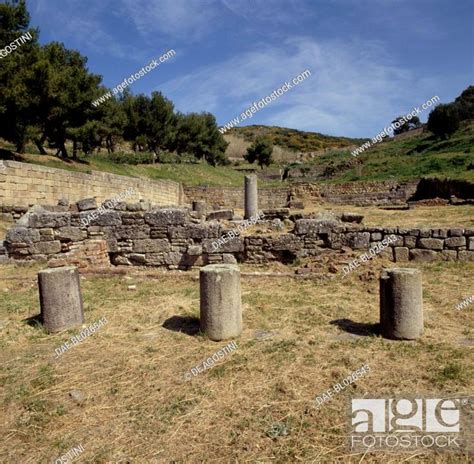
163,251,183,265
202,237,244,253
94,211,122,227
431,229,448,238
38,266,84,333
344,232,370,249
418,238,444,250
144,209,188,226
394,247,409,262
404,236,417,248
469,237,474,250
371,232,383,241
76,198,97,211
269,234,302,251
30,240,62,255
132,239,171,253
458,250,474,261
409,249,438,262
380,268,423,340
444,236,466,248
439,250,457,261
56,227,85,242
386,235,403,247
419,229,431,238
113,225,150,240
206,209,234,221
200,264,242,341
29,213,70,229
6,227,40,244
448,228,464,237
121,212,146,225
187,245,202,256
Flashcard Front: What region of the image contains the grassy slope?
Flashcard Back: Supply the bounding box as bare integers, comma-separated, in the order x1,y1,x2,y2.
1,122,473,187
305,122,474,183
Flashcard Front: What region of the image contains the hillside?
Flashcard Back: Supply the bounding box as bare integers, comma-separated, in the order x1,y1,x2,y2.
227,125,368,153
287,120,474,183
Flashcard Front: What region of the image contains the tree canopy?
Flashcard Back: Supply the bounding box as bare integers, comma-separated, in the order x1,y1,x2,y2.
0,0,228,165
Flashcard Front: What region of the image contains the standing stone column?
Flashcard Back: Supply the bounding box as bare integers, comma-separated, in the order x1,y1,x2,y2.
38,266,84,333
200,264,242,341
380,268,423,340
244,175,258,219
192,200,206,219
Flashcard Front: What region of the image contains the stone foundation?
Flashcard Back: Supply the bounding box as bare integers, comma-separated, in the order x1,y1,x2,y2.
4,204,473,268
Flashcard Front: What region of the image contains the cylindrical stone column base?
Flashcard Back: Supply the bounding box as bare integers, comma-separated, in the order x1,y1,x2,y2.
244,175,258,220
38,266,84,333
200,264,242,341
380,268,423,340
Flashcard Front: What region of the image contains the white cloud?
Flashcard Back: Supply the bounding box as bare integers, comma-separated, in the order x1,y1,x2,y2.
120,0,220,41
160,37,441,137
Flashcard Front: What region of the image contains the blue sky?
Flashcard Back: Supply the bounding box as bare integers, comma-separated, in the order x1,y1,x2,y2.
27,0,473,138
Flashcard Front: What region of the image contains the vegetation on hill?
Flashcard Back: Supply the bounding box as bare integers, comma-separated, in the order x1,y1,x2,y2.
228,125,368,153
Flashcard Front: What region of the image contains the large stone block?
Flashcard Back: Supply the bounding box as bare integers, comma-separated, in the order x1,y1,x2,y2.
344,232,370,249
206,209,234,221
418,238,444,250
458,250,474,261
144,209,188,226
202,237,244,254
444,236,466,248
113,225,150,240
56,227,85,242
31,241,62,255
409,249,438,262
132,239,171,253
76,198,97,211
29,213,70,229
394,247,409,262
5,227,40,244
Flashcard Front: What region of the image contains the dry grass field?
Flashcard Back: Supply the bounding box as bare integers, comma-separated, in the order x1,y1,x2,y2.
0,257,472,463
0,204,472,462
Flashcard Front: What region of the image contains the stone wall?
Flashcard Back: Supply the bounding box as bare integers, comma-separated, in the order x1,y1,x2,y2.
184,181,420,208
183,186,289,209
4,206,473,268
0,161,183,208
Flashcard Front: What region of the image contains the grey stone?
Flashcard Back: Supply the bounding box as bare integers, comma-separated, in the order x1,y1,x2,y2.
419,229,431,238
202,237,244,254
394,247,409,262
187,245,202,256
409,249,438,262
371,232,383,241
439,250,457,261
76,198,97,211
468,237,474,251
6,227,40,244
68,389,86,405
458,250,474,261
380,268,423,340
56,227,85,242
206,209,234,221
445,236,466,248
113,225,150,240
418,238,444,250
29,213,70,229
404,236,417,249
448,228,464,237
38,266,84,333
94,211,122,227
132,239,170,253
345,232,370,249
144,209,188,226
222,253,237,264
31,241,62,255
432,229,448,238
200,264,242,341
